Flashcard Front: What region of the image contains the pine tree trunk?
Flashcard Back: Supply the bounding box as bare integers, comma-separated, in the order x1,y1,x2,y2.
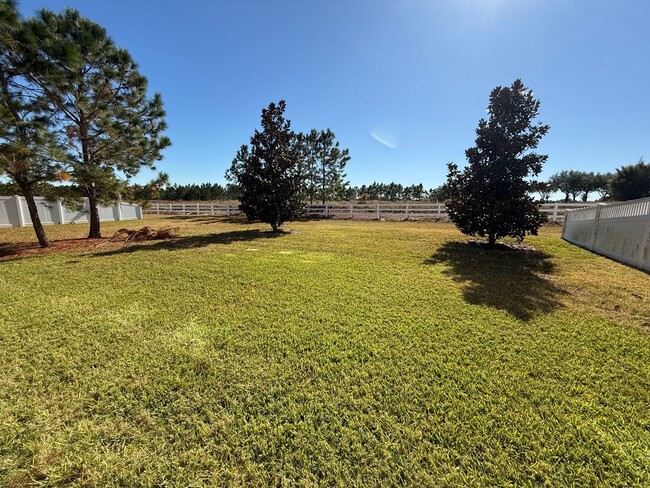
487,234,497,247
321,164,326,205
18,183,51,248
87,194,101,238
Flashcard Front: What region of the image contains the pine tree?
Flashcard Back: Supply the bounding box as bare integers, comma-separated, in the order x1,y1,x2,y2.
298,129,319,204
447,80,549,246
0,1,66,247
230,100,304,231
301,129,350,204
22,8,170,238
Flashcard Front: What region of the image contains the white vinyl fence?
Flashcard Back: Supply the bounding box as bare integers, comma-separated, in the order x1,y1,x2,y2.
562,197,650,271
147,201,594,223
0,195,142,228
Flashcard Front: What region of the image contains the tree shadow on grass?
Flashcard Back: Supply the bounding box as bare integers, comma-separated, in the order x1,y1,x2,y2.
425,241,566,321
161,215,252,225
92,229,287,257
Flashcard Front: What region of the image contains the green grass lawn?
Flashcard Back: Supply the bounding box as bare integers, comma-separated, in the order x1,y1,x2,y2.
1,216,649,486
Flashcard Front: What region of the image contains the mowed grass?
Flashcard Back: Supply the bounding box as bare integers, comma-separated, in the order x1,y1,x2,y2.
1,216,649,486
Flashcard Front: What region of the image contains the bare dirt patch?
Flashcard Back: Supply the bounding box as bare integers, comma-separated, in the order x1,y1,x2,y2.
0,226,180,261
0,238,108,262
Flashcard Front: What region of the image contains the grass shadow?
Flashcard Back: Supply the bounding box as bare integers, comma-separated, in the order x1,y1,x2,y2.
0,238,105,262
425,241,566,321
0,241,28,260
93,229,286,257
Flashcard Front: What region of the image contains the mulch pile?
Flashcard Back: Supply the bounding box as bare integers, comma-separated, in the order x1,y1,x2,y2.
108,226,179,243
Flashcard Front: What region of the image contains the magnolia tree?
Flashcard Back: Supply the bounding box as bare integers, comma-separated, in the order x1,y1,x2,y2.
227,100,304,232
447,80,550,246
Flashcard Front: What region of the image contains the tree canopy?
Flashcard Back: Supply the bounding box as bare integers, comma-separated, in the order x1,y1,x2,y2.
21,8,170,238
0,0,68,246
447,80,549,246
228,100,304,231
609,159,650,201
299,129,350,204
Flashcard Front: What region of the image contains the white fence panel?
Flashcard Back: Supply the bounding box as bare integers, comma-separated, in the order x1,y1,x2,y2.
562,197,650,271
0,195,142,228
0,196,19,227
149,201,243,216
147,201,595,223
120,203,140,220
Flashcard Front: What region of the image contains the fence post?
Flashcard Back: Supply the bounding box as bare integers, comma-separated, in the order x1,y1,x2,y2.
405,203,409,220
437,201,442,220
552,202,559,223
227,204,231,216
589,205,603,251
56,199,66,224
115,195,123,221
13,195,25,227
376,203,380,219
325,204,329,218
349,203,353,219
182,202,186,214
136,205,143,219
637,205,650,269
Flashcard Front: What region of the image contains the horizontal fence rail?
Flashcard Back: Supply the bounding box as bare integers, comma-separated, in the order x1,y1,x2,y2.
147,201,595,223
0,195,142,228
562,197,650,271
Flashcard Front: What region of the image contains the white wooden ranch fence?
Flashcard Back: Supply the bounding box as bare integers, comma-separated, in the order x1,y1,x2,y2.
0,195,142,228
147,201,594,223
562,197,650,271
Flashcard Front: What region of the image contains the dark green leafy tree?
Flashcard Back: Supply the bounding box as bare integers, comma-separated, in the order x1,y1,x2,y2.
549,171,572,202
446,80,549,246
576,172,600,202
428,183,450,202
530,180,552,202
609,159,650,201
0,0,67,247
549,170,587,202
593,172,613,200
22,8,170,238
126,172,169,205
228,100,304,232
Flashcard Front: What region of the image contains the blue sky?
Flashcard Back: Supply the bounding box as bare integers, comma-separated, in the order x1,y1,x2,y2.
18,0,650,188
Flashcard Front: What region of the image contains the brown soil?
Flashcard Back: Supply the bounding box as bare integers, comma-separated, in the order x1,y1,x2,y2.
0,226,180,262
0,238,108,262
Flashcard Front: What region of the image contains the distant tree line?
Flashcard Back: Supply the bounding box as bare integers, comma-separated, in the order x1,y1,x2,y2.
344,183,448,201
535,161,650,203
148,159,650,205
155,182,240,201
151,180,450,202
